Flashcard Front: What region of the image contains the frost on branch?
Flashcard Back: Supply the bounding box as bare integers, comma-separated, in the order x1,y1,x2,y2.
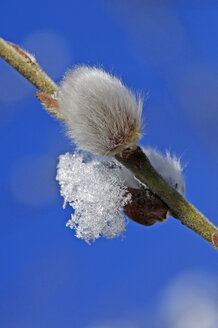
56,148,185,243
56,151,131,243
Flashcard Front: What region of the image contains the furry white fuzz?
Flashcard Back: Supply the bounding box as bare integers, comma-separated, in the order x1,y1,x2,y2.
57,66,143,155
112,147,185,196
143,147,185,196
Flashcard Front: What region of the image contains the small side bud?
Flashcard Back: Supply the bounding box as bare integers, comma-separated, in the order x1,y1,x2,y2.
35,92,63,120
123,187,169,226
57,66,143,156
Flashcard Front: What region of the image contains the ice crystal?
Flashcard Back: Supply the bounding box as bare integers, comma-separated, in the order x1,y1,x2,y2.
56,147,185,243
56,151,131,243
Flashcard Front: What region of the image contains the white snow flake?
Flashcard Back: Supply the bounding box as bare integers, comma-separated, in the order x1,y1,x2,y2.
56,151,131,243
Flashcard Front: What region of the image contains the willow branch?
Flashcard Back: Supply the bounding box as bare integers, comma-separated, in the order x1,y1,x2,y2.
0,37,57,93
115,147,218,248
0,37,62,119
1,37,217,249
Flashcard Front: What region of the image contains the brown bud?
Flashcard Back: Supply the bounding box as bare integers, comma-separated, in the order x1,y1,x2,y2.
124,187,169,226
35,92,63,120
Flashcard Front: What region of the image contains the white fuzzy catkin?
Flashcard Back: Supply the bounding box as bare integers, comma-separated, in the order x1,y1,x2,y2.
57,66,143,155
56,151,131,243
109,147,185,195
143,147,185,196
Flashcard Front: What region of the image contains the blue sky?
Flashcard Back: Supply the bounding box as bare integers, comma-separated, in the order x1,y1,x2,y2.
0,1,218,327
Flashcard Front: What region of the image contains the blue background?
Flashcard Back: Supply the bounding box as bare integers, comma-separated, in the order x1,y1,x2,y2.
0,1,218,327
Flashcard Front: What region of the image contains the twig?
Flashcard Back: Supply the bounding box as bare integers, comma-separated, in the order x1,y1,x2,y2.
0,37,57,94
0,37,62,119
1,37,217,249
115,147,218,246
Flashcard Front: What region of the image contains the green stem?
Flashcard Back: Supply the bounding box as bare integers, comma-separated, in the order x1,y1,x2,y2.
0,37,57,95
115,147,218,247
